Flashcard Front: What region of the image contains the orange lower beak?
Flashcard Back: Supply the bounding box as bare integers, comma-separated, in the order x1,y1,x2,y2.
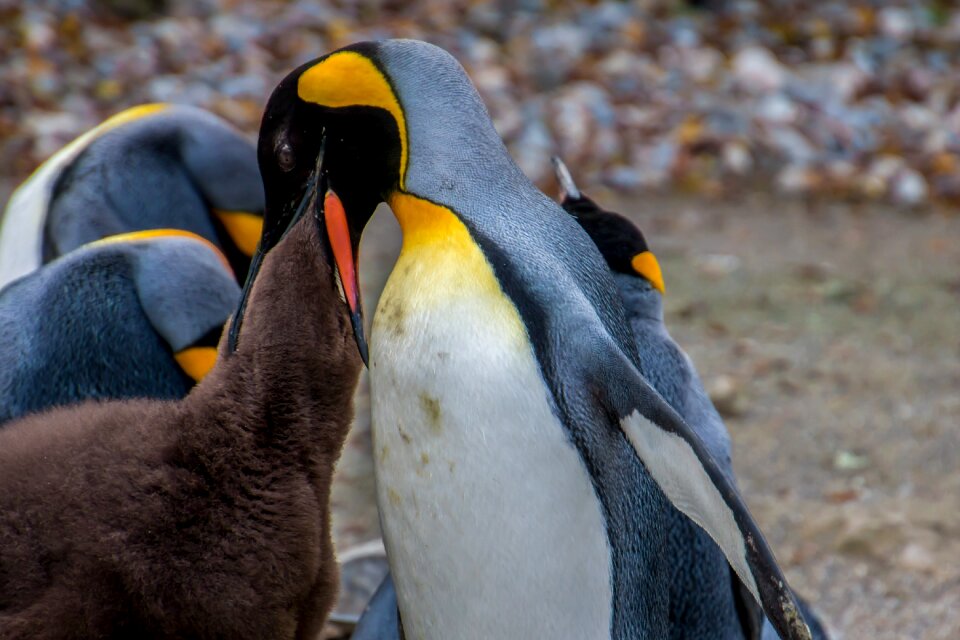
324,189,368,366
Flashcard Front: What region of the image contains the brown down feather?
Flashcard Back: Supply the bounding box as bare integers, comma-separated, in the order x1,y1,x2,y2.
0,214,362,639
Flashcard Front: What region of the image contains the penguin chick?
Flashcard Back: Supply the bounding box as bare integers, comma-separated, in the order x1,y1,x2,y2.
554,156,830,640
0,230,239,425
0,192,362,638
0,104,264,290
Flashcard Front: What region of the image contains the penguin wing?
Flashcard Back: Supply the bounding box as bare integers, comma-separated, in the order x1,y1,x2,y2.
351,572,404,640
589,339,812,640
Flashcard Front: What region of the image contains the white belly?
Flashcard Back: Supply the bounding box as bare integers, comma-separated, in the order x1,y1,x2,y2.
370,276,613,639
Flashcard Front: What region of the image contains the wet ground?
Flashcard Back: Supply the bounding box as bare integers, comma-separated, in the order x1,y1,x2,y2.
331,192,960,640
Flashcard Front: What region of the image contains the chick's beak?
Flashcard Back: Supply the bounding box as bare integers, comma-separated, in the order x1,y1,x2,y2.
321,188,368,366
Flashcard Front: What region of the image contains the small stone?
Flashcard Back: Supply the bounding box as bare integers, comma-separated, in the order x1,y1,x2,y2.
755,93,798,124
696,254,741,279
833,450,870,471
707,375,747,419
776,164,819,194
878,7,915,41
731,46,789,93
722,141,752,175
891,169,928,207
899,543,936,573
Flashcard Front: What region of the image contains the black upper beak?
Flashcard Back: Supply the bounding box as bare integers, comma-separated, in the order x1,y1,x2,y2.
227,137,368,367
227,155,321,353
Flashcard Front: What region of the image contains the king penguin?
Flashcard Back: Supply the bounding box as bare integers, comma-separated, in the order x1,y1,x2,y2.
252,39,813,640
554,157,830,640
0,104,264,290
0,230,239,424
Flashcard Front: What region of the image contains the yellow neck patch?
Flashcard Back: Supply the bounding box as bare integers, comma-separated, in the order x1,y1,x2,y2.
376,192,525,344
88,228,233,275
630,251,665,294
174,346,218,382
213,209,263,257
297,51,408,189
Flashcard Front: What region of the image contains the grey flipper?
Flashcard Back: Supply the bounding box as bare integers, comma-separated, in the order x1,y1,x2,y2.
581,334,812,640
761,595,830,640
352,573,404,640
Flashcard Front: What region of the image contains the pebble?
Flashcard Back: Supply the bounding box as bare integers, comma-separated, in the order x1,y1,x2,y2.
1,0,957,210
892,169,929,207
707,374,747,419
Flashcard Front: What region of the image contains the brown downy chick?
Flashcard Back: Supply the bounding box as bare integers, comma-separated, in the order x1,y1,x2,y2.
0,194,361,638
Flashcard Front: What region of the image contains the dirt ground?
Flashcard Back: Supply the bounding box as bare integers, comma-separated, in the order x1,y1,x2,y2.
330,192,960,640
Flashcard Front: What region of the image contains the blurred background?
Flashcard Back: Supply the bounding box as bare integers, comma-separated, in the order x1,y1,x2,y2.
1,1,958,638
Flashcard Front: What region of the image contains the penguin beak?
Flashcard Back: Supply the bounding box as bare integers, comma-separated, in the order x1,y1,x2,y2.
631,251,666,295
227,164,320,353
321,188,368,367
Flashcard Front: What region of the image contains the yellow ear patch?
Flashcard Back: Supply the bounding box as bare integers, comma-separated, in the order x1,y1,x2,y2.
87,229,233,275
630,251,665,294
297,51,408,188
174,346,218,382
100,103,170,128
213,209,263,257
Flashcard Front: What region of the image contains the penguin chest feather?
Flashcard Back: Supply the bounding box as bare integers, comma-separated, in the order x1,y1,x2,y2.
369,194,613,639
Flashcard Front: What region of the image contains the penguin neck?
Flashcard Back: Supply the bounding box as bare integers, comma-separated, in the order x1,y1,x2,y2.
186,218,362,460
386,42,532,213
612,272,665,325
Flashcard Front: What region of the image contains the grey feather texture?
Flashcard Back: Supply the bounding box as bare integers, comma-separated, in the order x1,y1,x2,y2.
0,104,263,290
45,105,263,257
0,235,238,424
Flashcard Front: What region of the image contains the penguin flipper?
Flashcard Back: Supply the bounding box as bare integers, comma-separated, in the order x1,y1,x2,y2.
351,572,404,640
592,340,812,640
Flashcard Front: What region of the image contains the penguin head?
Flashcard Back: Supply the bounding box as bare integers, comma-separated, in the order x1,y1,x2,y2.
552,157,665,295
244,39,517,361
86,230,240,382
43,104,265,280
169,106,266,268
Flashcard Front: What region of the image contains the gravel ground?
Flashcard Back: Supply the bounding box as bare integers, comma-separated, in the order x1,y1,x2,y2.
2,1,960,206
330,193,960,640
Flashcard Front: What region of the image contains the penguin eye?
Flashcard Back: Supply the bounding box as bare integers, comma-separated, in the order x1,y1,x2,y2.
277,143,296,172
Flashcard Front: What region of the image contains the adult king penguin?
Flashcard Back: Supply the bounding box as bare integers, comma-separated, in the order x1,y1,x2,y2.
254,39,813,640
0,104,263,290
0,230,238,424
554,158,830,640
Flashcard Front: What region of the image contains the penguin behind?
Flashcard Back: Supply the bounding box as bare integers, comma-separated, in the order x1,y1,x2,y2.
256,39,813,640
0,104,264,289
554,157,830,640
0,154,363,637
0,230,239,425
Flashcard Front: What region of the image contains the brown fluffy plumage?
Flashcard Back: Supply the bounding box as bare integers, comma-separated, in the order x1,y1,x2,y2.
0,216,362,639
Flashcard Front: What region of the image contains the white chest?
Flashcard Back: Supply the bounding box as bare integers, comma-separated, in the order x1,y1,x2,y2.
369,241,613,639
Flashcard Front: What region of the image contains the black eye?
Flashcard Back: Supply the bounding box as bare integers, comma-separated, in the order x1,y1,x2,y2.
277,143,295,172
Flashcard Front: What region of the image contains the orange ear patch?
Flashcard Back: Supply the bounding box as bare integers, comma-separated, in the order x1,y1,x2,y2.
630,251,665,294
174,346,218,382
213,209,263,257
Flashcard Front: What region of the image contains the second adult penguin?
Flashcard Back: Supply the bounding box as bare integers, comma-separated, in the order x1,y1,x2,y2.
0,104,264,289
554,157,830,640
